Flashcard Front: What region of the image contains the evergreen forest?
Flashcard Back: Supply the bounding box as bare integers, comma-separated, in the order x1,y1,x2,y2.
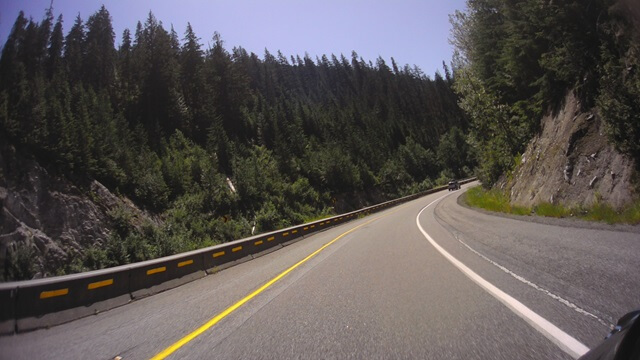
0,6,474,277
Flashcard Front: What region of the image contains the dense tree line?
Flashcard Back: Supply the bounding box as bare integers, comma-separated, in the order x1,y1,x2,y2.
450,0,640,185
0,6,474,278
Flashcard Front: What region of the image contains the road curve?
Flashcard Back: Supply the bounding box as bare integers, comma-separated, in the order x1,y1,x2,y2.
1,183,638,359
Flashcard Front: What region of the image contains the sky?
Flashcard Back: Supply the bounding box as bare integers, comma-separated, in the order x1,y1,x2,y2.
0,0,467,76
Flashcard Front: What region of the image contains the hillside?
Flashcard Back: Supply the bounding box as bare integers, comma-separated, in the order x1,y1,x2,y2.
500,92,636,211
0,135,157,280
0,7,475,281
451,0,640,210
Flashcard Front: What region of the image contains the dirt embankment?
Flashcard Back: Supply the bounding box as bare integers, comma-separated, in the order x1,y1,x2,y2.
499,92,637,210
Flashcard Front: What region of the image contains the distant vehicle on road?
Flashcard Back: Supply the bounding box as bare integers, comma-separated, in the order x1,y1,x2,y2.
448,180,460,191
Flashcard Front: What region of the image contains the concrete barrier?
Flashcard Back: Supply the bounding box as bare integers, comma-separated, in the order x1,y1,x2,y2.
129,250,206,299
0,286,16,335
13,265,131,332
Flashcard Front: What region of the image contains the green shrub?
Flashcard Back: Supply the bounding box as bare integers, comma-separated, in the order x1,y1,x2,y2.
620,201,640,224
435,169,455,186
2,242,37,281
465,186,513,213
533,203,570,218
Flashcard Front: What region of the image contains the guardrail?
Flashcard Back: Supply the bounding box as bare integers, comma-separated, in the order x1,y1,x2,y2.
0,178,476,334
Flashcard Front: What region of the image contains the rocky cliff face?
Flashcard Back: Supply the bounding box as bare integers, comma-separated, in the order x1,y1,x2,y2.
0,139,148,280
500,92,637,210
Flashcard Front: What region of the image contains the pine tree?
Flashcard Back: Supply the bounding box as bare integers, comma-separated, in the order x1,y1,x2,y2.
180,22,207,141
47,15,64,79
84,5,116,90
65,14,86,85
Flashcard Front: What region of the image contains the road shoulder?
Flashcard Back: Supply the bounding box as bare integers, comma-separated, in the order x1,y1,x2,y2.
456,189,640,234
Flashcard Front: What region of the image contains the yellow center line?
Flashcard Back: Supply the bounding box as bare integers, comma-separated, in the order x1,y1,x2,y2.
150,207,403,360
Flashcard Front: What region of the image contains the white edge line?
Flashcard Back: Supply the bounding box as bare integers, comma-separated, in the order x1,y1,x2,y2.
457,238,612,329
416,192,589,359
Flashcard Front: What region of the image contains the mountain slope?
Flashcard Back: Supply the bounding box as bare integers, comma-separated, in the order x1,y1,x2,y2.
0,6,475,281
451,0,640,210
502,92,636,210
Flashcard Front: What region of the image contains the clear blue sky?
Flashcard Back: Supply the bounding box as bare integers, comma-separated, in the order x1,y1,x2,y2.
0,0,466,76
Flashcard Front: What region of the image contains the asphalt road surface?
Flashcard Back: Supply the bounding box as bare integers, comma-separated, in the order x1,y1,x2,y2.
1,182,639,359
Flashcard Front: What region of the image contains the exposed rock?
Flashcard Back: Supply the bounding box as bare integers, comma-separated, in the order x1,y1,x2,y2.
226,177,237,194
1,138,152,280
504,92,636,211
563,163,573,182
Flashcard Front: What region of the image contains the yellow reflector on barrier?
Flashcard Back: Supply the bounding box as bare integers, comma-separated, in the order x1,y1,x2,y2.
87,279,113,290
147,267,166,275
40,288,69,299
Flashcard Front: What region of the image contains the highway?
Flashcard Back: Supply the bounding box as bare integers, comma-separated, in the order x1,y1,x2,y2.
1,182,639,359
